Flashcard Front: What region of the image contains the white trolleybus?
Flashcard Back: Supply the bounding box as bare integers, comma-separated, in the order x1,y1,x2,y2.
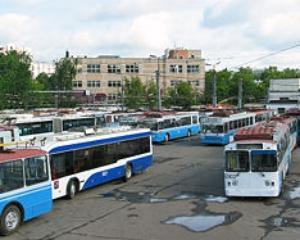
0,125,153,235
224,116,297,197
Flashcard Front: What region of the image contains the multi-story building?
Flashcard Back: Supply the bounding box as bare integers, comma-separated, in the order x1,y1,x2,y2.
31,62,56,79
267,78,300,113
73,48,205,102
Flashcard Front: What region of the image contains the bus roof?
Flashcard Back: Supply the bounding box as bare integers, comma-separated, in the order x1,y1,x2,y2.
0,149,47,163
234,121,288,141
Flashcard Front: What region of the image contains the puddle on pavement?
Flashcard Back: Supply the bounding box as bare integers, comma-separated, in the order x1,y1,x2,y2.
263,216,300,229
101,190,229,205
205,195,228,203
164,212,241,232
149,198,167,203
174,194,197,200
101,190,155,203
288,185,300,199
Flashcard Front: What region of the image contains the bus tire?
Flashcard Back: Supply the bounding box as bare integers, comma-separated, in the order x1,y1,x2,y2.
0,204,22,236
280,173,284,196
123,164,133,182
187,130,191,137
164,134,170,144
66,179,78,199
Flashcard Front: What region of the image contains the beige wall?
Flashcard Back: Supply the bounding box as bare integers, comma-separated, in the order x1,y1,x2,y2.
73,49,205,100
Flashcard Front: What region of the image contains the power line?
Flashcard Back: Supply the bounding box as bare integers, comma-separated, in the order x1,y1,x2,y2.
231,43,300,69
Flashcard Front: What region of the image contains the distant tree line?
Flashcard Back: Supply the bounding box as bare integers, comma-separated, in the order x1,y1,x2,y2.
1,50,299,110
0,51,76,110
203,67,300,105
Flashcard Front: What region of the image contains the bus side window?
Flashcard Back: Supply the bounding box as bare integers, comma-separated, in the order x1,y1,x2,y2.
192,116,198,124
224,123,228,133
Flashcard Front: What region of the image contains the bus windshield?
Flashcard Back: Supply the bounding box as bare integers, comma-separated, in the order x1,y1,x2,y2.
203,125,223,134
251,152,277,172
225,151,249,172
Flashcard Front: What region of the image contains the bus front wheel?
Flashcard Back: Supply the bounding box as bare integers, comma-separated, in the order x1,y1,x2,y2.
164,134,170,144
123,164,133,182
66,180,78,199
0,205,22,236
187,130,191,137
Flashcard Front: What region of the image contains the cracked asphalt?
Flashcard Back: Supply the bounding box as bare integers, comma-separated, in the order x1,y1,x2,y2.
7,136,300,240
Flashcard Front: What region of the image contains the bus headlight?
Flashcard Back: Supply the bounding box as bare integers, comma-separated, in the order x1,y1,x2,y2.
265,180,270,187
232,180,238,186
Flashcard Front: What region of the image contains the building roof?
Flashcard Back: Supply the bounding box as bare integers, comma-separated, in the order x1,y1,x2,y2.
0,149,47,163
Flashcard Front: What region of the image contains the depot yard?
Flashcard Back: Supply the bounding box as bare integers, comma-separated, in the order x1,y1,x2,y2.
6,136,300,240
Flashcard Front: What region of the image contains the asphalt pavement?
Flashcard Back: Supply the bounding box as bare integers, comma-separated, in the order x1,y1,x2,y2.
7,135,300,240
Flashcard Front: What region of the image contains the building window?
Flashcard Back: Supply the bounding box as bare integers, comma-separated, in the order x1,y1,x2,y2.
73,81,82,88
188,80,200,86
87,80,101,88
108,64,121,73
170,80,181,86
126,64,139,73
108,94,118,101
87,64,100,73
77,67,82,74
108,81,122,87
187,65,199,73
169,64,183,73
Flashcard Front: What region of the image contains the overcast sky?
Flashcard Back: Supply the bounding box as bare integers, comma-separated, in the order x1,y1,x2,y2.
1,0,300,70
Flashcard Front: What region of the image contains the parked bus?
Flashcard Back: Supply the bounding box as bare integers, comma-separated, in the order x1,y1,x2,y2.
224,117,295,197
43,128,153,199
0,126,152,234
138,112,200,143
200,111,256,145
0,147,52,235
285,108,300,145
271,115,297,150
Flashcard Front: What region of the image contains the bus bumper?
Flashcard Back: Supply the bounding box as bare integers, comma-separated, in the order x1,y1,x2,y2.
152,133,166,143
200,135,229,145
225,188,280,197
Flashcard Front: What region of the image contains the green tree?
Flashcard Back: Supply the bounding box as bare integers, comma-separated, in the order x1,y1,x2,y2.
124,76,146,109
51,58,76,91
51,58,77,107
165,82,196,109
0,51,32,109
36,72,50,90
144,80,157,110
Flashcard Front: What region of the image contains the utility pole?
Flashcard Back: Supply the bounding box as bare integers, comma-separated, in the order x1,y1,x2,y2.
121,77,125,111
209,61,220,106
150,54,162,111
156,58,162,111
238,78,243,109
212,69,217,106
